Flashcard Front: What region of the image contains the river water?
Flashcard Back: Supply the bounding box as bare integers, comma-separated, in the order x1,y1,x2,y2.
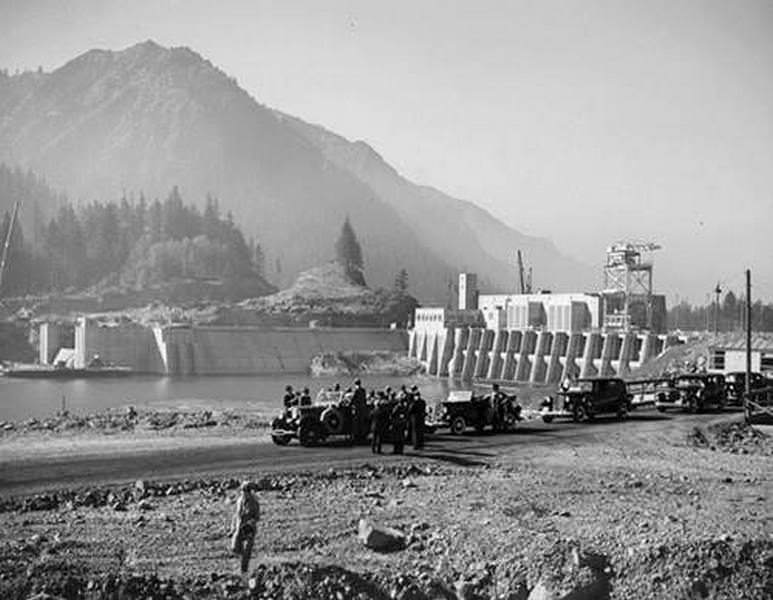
0,374,479,422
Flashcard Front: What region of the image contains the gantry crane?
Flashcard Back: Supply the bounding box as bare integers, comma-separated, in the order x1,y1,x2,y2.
603,240,661,330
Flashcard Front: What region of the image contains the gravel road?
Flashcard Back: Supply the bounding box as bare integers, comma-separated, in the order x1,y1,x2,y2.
1,410,723,496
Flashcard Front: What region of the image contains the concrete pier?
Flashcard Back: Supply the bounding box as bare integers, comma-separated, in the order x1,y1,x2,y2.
408,325,682,384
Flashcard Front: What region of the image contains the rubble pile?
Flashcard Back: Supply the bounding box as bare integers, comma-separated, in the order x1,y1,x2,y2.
687,421,772,455
0,408,269,436
0,463,442,515
310,351,424,377
613,538,773,599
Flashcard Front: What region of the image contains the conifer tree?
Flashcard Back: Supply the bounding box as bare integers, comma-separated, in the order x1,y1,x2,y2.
335,216,365,286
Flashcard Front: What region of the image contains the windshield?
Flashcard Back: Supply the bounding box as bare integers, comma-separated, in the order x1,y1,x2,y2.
569,381,593,392
675,377,704,387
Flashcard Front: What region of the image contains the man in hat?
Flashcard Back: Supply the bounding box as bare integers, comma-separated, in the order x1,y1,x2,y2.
299,387,312,406
351,378,367,444
283,385,296,409
231,481,260,575
390,395,408,454
409,385,426,450
370,396,389,454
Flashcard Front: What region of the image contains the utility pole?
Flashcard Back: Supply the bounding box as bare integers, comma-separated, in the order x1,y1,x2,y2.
713,283,721,336
745,269,752,401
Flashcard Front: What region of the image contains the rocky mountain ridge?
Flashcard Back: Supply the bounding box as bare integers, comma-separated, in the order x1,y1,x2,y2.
0,41,596,300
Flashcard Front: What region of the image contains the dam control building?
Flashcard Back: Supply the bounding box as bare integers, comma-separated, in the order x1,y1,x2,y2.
409,246,674,383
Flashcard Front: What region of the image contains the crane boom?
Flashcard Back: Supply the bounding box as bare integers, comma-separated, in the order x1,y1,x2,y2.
0,199,21,294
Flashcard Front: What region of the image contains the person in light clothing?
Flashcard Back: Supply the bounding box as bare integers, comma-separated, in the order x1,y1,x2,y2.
231,481,260,575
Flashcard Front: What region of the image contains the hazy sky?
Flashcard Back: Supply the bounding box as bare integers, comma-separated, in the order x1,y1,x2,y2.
1,0,772,301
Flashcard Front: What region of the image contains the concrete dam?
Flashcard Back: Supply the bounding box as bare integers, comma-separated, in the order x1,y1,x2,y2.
42,319,408,375
408,325,681,384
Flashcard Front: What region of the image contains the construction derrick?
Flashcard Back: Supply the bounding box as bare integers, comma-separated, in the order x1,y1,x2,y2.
0,199,21,295
602,240,661,331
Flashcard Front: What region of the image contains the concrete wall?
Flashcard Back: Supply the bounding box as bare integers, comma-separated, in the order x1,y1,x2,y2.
408,325,681,384
75,318,166,372
73,319,408,375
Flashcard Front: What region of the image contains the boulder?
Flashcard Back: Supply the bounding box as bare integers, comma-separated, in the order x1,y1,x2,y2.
357,518,406,552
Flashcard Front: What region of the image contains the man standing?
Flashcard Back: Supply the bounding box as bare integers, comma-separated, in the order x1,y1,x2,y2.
231,481,260,575
370,397,389,454
390,398,408,454
409,386,426,450
351,379,368,444
491,383,505,433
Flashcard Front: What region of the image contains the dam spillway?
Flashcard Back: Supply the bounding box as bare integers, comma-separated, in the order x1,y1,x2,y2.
408,325,681,384
50,319,408,375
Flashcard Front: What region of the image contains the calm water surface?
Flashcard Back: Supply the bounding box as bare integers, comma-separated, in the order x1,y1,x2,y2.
0,375,481,422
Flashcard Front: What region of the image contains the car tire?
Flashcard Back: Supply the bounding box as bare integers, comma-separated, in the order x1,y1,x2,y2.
271,434,291,446
299,420,318,447
572,404,587,423
657,406,667,413
617,405,628,421
450,416,467,435
541,415,554,424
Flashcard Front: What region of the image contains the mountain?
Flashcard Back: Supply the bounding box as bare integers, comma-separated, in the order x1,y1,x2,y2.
0,41,596,301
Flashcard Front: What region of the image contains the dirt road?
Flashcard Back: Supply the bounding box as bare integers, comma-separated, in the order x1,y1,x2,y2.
0,410,720,496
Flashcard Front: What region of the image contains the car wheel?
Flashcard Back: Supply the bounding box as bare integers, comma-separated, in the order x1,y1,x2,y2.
657,406,667,413
450,416,467,435
617,405,629,420
299,422,317,447
541,415,554,424
572,404,587,423
271,434,291,446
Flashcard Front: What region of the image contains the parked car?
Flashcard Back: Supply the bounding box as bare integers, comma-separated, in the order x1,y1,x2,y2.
655,373,727,413
271,391,353,446
427,390,521,434
724,371,766,405
540,377,631,423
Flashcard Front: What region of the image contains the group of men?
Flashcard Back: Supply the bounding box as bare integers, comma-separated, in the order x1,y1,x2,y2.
364,382,426,455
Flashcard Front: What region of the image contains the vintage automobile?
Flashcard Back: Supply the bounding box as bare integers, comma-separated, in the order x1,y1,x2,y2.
655,373,727,413
270,391,353,446
540,377,632,423
427,390,522,435
724,371,766,405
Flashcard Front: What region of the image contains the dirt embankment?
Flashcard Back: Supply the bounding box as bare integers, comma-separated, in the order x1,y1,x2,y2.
0,414,770,599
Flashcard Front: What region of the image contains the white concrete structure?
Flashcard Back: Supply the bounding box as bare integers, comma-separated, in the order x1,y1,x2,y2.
478,292,602,332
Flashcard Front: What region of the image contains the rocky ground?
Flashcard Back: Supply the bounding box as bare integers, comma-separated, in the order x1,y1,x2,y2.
0,415,770,599
0,407,269,437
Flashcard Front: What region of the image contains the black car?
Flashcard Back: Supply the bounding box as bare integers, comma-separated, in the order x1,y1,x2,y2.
427,390,521,434
724,371,766,405
655,373,726,413
541,377,631,423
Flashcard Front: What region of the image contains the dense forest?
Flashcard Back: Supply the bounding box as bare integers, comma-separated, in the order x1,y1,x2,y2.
668,291,773,332
0,165,270,297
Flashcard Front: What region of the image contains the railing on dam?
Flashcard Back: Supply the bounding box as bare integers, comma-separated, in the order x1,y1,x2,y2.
408,326,682,384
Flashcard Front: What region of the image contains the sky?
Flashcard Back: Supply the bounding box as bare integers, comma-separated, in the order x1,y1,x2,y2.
1,0,772,301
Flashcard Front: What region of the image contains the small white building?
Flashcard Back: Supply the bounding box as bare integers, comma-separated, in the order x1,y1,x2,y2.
708,333,773,375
